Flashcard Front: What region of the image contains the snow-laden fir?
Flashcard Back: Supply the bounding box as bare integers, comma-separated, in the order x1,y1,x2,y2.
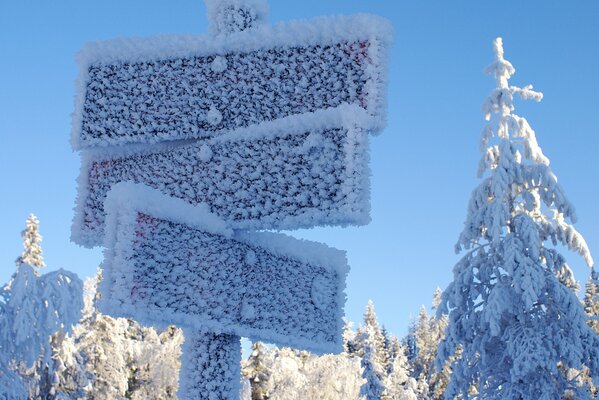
0,216,83,398
437,37,599,399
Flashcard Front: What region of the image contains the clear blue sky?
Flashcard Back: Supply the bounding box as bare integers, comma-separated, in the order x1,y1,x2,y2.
1,1,598,339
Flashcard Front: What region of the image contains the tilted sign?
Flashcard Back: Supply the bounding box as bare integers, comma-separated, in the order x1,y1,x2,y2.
99,183,348,354
73,108,371,247
71,14,390,150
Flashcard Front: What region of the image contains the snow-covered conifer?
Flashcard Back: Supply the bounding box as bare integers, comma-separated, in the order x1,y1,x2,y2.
343,319,358,356
263,347,305,399
359,325,387,400
302,352,363,399
407,291,450,400
383,335,419,400
437,37,599,399
242,341,273,400
15,214,45,275
0,262,82,398
356,300,387,364
584,268,599,333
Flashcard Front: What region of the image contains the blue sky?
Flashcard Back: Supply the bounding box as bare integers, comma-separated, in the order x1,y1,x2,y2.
1,1,598,339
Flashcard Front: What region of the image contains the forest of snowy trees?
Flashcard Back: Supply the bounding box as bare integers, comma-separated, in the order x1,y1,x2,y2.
1,212,598,399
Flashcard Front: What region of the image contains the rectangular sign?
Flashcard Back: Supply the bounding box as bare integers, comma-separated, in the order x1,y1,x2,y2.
98,183,348,354
72,14,391,149
72,108,370,247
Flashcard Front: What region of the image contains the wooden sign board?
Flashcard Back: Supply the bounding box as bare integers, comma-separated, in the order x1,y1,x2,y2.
72,108,371,247
98,183,348,354
71,14,391,149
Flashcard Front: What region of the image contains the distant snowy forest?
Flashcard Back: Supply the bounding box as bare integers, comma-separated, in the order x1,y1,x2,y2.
1,204,598,399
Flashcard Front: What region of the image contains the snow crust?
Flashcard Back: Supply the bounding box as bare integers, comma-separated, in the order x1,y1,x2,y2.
72,106,371,247
71,14,391,149
98,183,348,354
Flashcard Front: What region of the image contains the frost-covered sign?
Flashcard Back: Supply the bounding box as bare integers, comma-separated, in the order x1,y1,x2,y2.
71,14,390,149
73,108,371,247
72,1,390,398
100,183,348,355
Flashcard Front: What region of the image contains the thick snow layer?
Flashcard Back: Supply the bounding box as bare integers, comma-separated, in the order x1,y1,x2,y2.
178,330,241,400
71,14,391,149
72,107,371,247
103,181,232,238
98,183,348,354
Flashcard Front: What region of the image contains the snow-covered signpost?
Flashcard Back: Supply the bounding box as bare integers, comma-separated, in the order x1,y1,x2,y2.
70,1,390,398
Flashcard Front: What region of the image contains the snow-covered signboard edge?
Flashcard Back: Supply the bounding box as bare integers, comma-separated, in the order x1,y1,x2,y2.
98,182,349,354
71,13,391,149
71,106,371,248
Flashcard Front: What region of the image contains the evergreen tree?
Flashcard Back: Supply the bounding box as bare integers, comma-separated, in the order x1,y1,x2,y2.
242,341,273,400
437,37,599,399
302,353,363,399
384,335,419,400
359,325,387,400
342,319,358,356
15,214,46,276
584,268,599,333
356,300,387,366
407,291,450,400
0,264,83,398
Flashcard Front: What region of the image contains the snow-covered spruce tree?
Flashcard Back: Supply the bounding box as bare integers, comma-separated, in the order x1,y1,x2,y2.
383,335,419,400
359,324,387,400
584,268,599,333
343,319,358,356
355,300,388,364
15,213,46,276
242,341,273,400
0,265,83,398
301,352,363,399
406,289,450,400
437,37,599,399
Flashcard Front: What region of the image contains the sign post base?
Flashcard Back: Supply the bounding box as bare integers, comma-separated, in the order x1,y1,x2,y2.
178,330,242,400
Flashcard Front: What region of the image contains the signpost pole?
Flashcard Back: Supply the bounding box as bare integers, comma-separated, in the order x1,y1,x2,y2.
178,330,242,400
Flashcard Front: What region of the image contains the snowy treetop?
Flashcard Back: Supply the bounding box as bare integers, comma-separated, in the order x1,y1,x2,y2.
459,37,593,267
438,38,598,399
15,213,45,274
